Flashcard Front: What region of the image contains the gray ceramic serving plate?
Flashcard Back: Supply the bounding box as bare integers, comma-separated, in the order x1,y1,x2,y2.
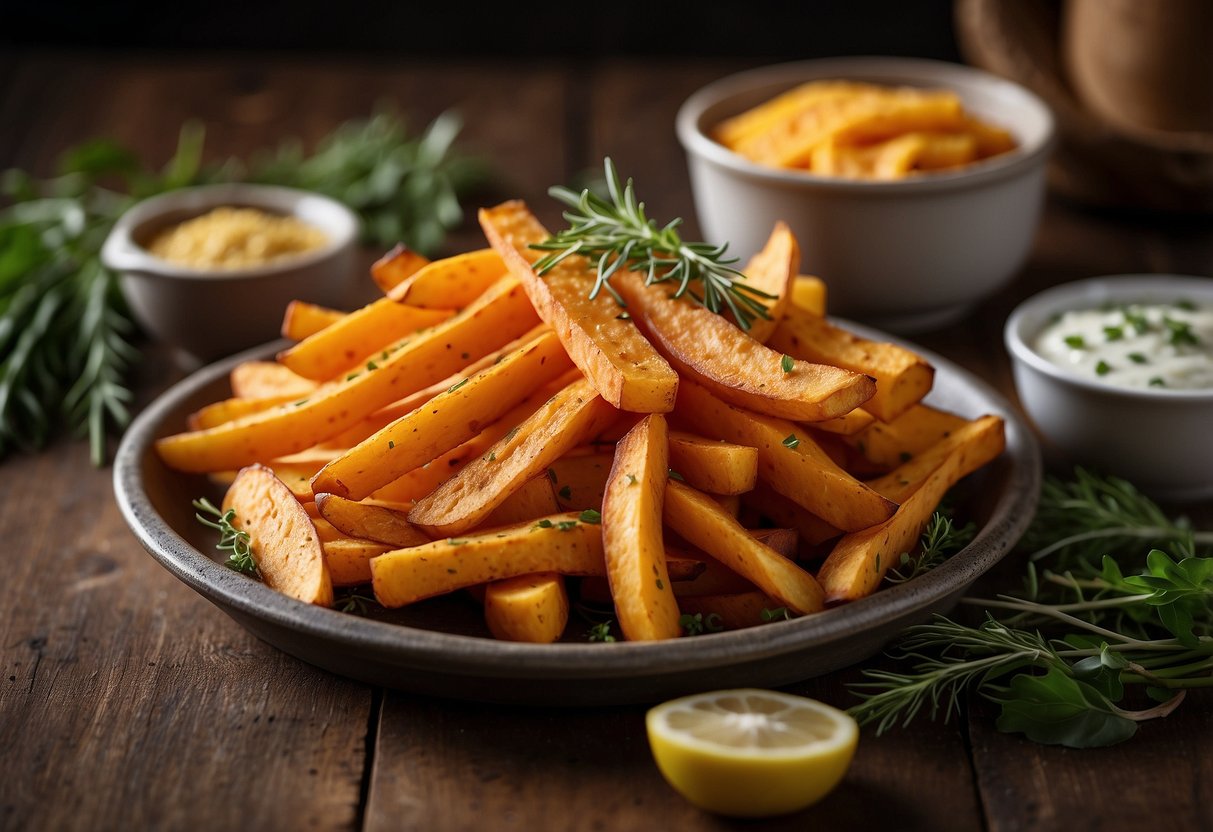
114,324,1040,706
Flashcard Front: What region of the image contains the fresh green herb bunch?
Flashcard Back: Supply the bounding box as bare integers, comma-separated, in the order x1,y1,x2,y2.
849,470,1213,749
531,158,773,331
0,110,483,465
247,111,488,254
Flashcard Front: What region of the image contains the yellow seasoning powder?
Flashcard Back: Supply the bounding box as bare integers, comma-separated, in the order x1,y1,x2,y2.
147,206,329,269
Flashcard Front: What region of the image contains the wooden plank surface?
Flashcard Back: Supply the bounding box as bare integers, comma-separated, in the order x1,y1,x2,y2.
1,51,1211,832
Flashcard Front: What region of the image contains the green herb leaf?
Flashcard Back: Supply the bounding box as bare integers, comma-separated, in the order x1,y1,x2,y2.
531,158,773,331
782,433,800,449
780,354,794,373
994,667,1137,748
668,468,685,482
1063,334,1086,349
193,497,259,577
586,621,616,642
447,377,469,393
579,509,602,525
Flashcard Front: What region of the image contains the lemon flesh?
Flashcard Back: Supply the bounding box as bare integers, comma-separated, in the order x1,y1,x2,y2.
646,688,858,817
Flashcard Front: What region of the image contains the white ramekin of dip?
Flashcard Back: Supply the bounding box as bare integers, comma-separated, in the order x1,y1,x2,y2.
1005,274,1213,500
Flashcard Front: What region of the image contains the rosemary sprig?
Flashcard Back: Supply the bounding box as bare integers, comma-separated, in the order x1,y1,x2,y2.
193,497,260,577
531,158,773,331
885,512,976,584
848,470,1213,748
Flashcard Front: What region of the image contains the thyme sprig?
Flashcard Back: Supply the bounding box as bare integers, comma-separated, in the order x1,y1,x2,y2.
193,497,260,577
848,470,1213,748
530,158,773,331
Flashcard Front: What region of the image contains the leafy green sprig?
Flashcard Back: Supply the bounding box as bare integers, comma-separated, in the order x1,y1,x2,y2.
885,512,976,584
848,470,1213,748
531,158,773,331
193,497,260,577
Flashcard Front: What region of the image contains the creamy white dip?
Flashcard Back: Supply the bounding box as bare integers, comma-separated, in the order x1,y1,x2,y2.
1034,300,1213,390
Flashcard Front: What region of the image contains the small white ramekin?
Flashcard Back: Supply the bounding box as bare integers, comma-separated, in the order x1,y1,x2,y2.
677,57,1055,333
1005,274,1213,500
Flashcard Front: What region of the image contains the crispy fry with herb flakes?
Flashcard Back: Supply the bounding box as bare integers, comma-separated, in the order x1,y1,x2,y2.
370,513,606,607
484,573,569,643
602,414,681,641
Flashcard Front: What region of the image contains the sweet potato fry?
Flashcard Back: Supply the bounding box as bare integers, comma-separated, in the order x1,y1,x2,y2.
675,380,896,531
230,362,318,399
667,431,758,495
314,493,431,549
808,407,876,436
613,268,874,422
663,480,824,614
864,414,1006,503
768,305,934,422
281,300,345,341
817,415,1006,602
792,275,827,315
741,482,843,547
222,464,332,606
733,223,797,343
408,378,618,537
549,453,613,511
370,244,430,294
482,476,561,527
387,248,507,308
312,330,573,500
480,200,678,413
371,513,607,607
841,403,970,471
484,573,569,643
277,298,452,382
189,394,297,431
324,538,393,587
368,373,576,504
602,414,680,641
156,276,539,473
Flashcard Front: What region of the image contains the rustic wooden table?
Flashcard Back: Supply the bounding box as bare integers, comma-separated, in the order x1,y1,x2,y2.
1,52,1210,832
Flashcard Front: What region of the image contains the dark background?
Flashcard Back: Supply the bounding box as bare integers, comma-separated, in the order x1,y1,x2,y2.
3,0,961,61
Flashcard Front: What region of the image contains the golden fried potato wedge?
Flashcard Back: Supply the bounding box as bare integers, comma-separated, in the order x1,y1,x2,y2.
768,305,934,423
675,380,896,531
370,244,430,294
842,403,969,471
281,300,345,341
277,299,452,382
408,378,618,537
387,248,507,309
667,431,758,495
484,573,569,643
791,275,827,316
482,476,561,527
189,394,297,431
480,200,678,413
314,493,431,549
733,223,797,343
230,361,317,399
817,414,1005,602
602,414,680,641
222,464,332,606
371,513,606,607
324,538,393,587
663,480,824,615
312,330,573,500
156,276,539,473
613,268,875,422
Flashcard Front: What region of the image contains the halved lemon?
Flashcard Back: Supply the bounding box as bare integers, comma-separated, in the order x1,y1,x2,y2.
646,688,858,817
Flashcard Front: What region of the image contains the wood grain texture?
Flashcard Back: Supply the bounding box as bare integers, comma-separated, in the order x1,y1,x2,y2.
2,51,1212,832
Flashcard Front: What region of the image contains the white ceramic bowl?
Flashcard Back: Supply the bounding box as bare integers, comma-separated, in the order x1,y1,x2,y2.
677,57,1055,332
102,184,360,362
1005,274,1213,500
